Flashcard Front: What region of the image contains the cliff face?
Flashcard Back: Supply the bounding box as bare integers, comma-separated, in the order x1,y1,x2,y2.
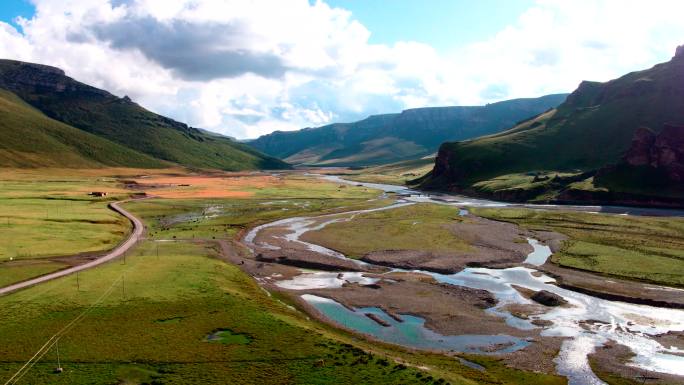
676,45,684,59
0,60,110,98
623,124,684,182
422,44,684,199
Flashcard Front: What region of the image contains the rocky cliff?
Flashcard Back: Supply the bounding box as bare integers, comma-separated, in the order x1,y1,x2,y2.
420,44,684,207
608,123,684,183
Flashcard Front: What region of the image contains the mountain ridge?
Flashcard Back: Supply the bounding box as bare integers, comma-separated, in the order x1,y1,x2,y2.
0,59,289,170
249,94,569,166
419,46,684,206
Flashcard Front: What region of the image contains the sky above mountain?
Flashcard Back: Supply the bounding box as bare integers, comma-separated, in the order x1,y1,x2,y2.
1,0,683,139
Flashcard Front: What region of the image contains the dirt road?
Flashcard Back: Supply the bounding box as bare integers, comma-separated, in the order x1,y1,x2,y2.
0,201,144,296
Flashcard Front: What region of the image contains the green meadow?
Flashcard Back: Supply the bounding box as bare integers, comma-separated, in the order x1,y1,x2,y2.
0,172,568,384
0,195,565,384
472,207,684,287
0,171,135,286
344,157,435,185
0,241,432,384
303,203,472,259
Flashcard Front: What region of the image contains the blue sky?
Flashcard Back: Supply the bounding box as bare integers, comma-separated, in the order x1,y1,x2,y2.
0,0,34,28
3,0,534,50
326,0,534,52
1,1,683,138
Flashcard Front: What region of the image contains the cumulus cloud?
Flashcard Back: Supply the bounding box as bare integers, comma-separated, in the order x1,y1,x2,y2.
84,18,288,80
1,0,683,138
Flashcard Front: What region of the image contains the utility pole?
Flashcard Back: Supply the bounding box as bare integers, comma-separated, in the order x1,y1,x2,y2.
122,274,126,300
76,272,80,291
54,339,63,373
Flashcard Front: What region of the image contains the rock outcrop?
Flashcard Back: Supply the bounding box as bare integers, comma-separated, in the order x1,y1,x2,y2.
623,124,684,182
675,44,684,59
531,290,567,307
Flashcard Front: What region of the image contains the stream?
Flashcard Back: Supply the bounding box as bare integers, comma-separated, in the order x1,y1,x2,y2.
244,176,684,385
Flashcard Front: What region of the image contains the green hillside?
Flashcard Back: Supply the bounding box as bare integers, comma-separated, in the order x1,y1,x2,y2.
249,94,568,167
0,89,165,168
420,46,684,205
0,60,288,171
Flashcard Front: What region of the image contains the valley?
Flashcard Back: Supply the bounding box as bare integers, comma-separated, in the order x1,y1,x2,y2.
2,169,683,385
1,9,683,384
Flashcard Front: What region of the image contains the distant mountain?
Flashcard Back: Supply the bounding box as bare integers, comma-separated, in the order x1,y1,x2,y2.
249,94,569,167
419,45,684,207
0,59,288,170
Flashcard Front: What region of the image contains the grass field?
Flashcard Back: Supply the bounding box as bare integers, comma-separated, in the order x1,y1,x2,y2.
123,174,388,242
303,203,472,258
0,260,67,287
0,174,566,384
0,169,140,286
0,242,560,385
0,170,385,287
0,241,435,384
471,207,684,287
341,157,435,185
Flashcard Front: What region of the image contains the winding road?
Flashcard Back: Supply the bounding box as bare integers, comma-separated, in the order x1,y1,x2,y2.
0,201,144,296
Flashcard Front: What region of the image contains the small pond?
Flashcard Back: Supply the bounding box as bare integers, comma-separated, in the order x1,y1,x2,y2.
302,294,529,354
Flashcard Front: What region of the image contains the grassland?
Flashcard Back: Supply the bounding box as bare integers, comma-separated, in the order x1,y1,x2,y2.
0,241,434,384
124,173,389,241
0,170,383,287
0,173,566,384
303,204,471,258
342,156,435,185
471,207,684,287
0,169,143,286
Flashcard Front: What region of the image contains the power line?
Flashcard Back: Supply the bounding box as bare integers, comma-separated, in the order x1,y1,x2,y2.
3,274,125,385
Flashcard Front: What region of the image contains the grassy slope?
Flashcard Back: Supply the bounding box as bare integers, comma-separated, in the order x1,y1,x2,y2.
344,156,436,185
422,54,684,194
471,207,684,287
0,89,165,168
303,204,472,259
0,60,288,171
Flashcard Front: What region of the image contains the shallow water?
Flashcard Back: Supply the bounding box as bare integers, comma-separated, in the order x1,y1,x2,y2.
321,175,684,217
523,238,552,266
422,267,684,383
302,294,530,354
275,272,379,290
247,179,684,383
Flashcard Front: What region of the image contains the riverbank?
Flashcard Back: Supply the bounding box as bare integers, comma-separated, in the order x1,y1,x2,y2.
240,188,684,385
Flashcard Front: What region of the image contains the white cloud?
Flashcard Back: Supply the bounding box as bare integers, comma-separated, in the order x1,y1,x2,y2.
0,0,683,138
